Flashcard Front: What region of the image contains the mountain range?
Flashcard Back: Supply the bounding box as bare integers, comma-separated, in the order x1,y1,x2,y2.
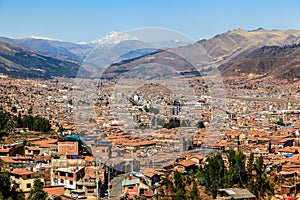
102,28,300,82
0,40,83,79
2,29,300,81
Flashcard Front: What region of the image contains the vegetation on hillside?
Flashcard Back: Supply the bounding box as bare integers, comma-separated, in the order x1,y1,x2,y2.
0,161,25,200
0,110,51,135
160,150,274,199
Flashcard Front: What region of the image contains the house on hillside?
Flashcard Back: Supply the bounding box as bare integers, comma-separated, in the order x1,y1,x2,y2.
10,168,44,193
51,166,85,190
121,172,152,199
173,159,197,173
217,188,255,200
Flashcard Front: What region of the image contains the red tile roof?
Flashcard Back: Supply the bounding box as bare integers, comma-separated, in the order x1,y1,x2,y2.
26,146,40,151
0,148,10,153
11,168,34,175
176,159,196,167
1,157,17,163
43,186,65,196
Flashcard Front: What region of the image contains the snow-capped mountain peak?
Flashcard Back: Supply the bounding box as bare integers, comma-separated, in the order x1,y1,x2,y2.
90,31,139,44
29,36,61,41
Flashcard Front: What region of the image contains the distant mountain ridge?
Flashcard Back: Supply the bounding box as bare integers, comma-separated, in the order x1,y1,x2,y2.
0,31,189,78
102,28,300,82
0,40,84,79
2,28,300,80
221,42,300,81
0,36,88,63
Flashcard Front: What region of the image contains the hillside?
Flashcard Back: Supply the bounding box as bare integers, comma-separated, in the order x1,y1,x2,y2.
0,40,84,79
102,28,300,81
221,43,300,81
0,36,88,63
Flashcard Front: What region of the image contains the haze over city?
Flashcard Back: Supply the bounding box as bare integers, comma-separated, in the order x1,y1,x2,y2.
1,1,300,200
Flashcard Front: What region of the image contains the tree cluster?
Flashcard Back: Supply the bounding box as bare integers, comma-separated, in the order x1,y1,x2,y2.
0,171,25,200
163,117,180,129
161,171,200,200
198,151,274,198
0,161,47,200
0,110,51,133
159,150,274,199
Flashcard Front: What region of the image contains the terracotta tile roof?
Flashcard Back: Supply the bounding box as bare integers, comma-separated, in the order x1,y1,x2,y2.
1,157,17,163
26,146,40,151
43,186,65,196
0,148,10,153
176,159,196,167
39,143,57,148
32,139,57,145
34,155,51,161
11,168,35,175
123,140,155,147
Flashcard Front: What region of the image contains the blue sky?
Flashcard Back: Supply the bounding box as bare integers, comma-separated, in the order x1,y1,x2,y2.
1,0,300,42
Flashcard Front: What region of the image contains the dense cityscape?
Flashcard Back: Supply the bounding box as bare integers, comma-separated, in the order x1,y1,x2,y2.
2,1,300,200
0,66,300,199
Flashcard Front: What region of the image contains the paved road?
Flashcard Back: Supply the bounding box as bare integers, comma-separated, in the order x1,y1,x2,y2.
106,174,128,200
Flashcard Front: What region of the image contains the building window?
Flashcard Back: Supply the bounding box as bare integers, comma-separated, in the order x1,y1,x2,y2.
70,180,73,185
60,179,64,184
68,173,73,178
102,149,106,153
27,183,31,188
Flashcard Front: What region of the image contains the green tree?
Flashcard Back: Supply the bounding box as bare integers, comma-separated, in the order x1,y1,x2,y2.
174,188,185,200
10,181,25,200
249,156,274,198
174,171,184,192
190,182,200,200
163,118,180,129
0,171,11,199
28,107,33,114
11,107,17,113
247,152,254,181
5,119,16,132
27,179,47,200
201,152,225,198
226,150,247,187
197,121,205,129
162,175,175,192
16,112,23,128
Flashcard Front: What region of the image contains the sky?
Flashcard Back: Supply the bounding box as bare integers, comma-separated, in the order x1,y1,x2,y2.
1,0,300,43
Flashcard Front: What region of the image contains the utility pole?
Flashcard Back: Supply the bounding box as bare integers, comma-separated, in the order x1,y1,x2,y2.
96,158,99,198
95,149,101,199
295,171,298,197
108,164,110,199
152,155,155,169
131,150,134,172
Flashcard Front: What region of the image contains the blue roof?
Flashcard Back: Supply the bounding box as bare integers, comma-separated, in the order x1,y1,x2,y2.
286,153,294,158
95,141,112,146
65,134,80,141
